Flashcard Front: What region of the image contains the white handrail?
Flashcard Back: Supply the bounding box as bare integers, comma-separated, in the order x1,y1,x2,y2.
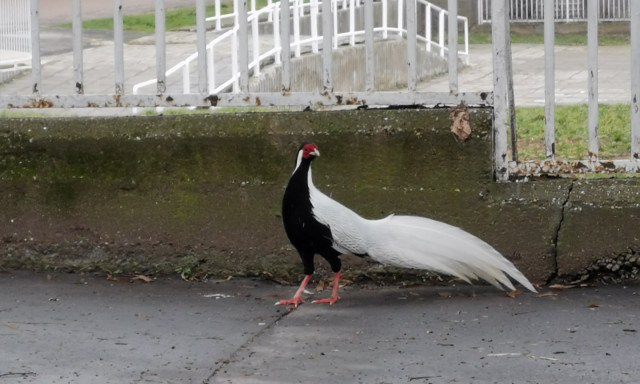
132,0,470,96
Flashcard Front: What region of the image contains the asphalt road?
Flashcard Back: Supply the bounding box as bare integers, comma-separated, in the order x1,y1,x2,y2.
1,271,639,384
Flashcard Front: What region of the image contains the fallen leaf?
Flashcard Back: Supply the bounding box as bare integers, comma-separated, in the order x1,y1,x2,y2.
3,323,18,330
132,275,152,283
588,302,600,308
538,292,558,298
315,280,326,292
449,104,471,141
506,289,523,299
549,284,576,290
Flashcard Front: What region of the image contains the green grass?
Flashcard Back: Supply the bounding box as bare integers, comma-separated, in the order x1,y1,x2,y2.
468,33,629,46
61,3,233,33
515,104,631,160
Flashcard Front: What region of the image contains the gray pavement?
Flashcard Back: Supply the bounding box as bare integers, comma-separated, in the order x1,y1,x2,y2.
417,43,631,106
2,271,640,384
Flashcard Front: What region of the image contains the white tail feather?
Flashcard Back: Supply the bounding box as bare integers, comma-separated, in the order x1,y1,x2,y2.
364,215,537,292
308,178,537,293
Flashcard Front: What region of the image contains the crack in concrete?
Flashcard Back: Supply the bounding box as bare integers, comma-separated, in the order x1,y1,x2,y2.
547,181,574,284
202,306,294,383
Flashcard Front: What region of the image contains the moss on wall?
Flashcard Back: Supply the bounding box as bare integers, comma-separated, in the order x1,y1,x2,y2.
4,108,634,286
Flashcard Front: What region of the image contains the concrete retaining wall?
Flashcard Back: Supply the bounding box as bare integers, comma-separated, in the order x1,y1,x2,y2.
249,40,449,92
1,110,639,286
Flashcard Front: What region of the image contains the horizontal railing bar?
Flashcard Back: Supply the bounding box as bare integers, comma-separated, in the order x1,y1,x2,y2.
0,91,493,109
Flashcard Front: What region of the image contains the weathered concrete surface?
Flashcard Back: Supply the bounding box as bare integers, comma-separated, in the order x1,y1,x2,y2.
558,180,640,278
0,110,637,286
2,271,639,384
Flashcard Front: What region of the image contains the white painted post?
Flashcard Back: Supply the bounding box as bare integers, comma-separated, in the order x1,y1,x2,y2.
155,0,166,94
364,0,374,92
30,0,40,94
280,0,291,92
504,0,517,162
72,0,83,94
587,0,599,161
544,0,556,159
273,4,281,65
322,0,333,91
252,10,260,76
447,0,458,94
382,0,388,39
438,11,444,57
405,0,417,91
196,0,208,94
425,4,431,52
215,0,222,30
631,0,640,159
349,0,355,46
492,0,509,181
397,0,403,37
332,0,338,49
113,0,125,95
293,0,301,57
238,0,249,93
311,0,318,53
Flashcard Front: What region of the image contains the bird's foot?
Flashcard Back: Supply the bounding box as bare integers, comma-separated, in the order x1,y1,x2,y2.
312,295,340,305
275,297,304,308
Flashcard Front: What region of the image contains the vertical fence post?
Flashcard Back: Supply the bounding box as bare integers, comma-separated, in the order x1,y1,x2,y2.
364,0,375,92
155,0,166,94
447,0,457,94
544,0,556,159
492,0,509,181
113,0,125,95
321,0,333,92
280,0,291,92
238,0,249,93
631,0,640,159
587,0,599,161
405,0,417,91
30,0,40,94
504,0,517,162
196,0,208,94
72,0,83,94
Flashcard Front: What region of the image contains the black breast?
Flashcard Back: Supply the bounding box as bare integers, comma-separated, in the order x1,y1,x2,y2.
281,162,335,259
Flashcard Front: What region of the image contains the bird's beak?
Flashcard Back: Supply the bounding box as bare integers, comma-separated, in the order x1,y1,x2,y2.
311,149,320,157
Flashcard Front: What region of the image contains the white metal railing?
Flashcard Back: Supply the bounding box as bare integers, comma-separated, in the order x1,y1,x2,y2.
0,0,32,79
1,0,485,113
491,0,640,181
479,0,630,24
133,0,470,96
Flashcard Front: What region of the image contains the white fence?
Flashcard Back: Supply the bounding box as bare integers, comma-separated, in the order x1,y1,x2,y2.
133,0,470,96
479,0,630,24
0,0,31,82
0,0,482,110
491,0,640,181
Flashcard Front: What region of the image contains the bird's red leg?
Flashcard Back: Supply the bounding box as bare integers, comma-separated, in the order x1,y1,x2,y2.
312,271,341,305
276,275,312,308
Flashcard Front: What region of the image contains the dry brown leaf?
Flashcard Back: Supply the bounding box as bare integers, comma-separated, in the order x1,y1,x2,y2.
506,289,523,299
3,323,18,330
549,284,576,290
315,280,326,292
449,104,471,141
133,275,152,283
588,302,601,308
538,292,558,298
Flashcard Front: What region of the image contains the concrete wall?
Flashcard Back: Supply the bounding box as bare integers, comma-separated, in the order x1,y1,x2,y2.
249,40,449,92
1,110,639,286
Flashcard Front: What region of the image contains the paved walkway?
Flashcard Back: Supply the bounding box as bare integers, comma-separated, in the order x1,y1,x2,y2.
418,43,631,106
1,271,639,384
